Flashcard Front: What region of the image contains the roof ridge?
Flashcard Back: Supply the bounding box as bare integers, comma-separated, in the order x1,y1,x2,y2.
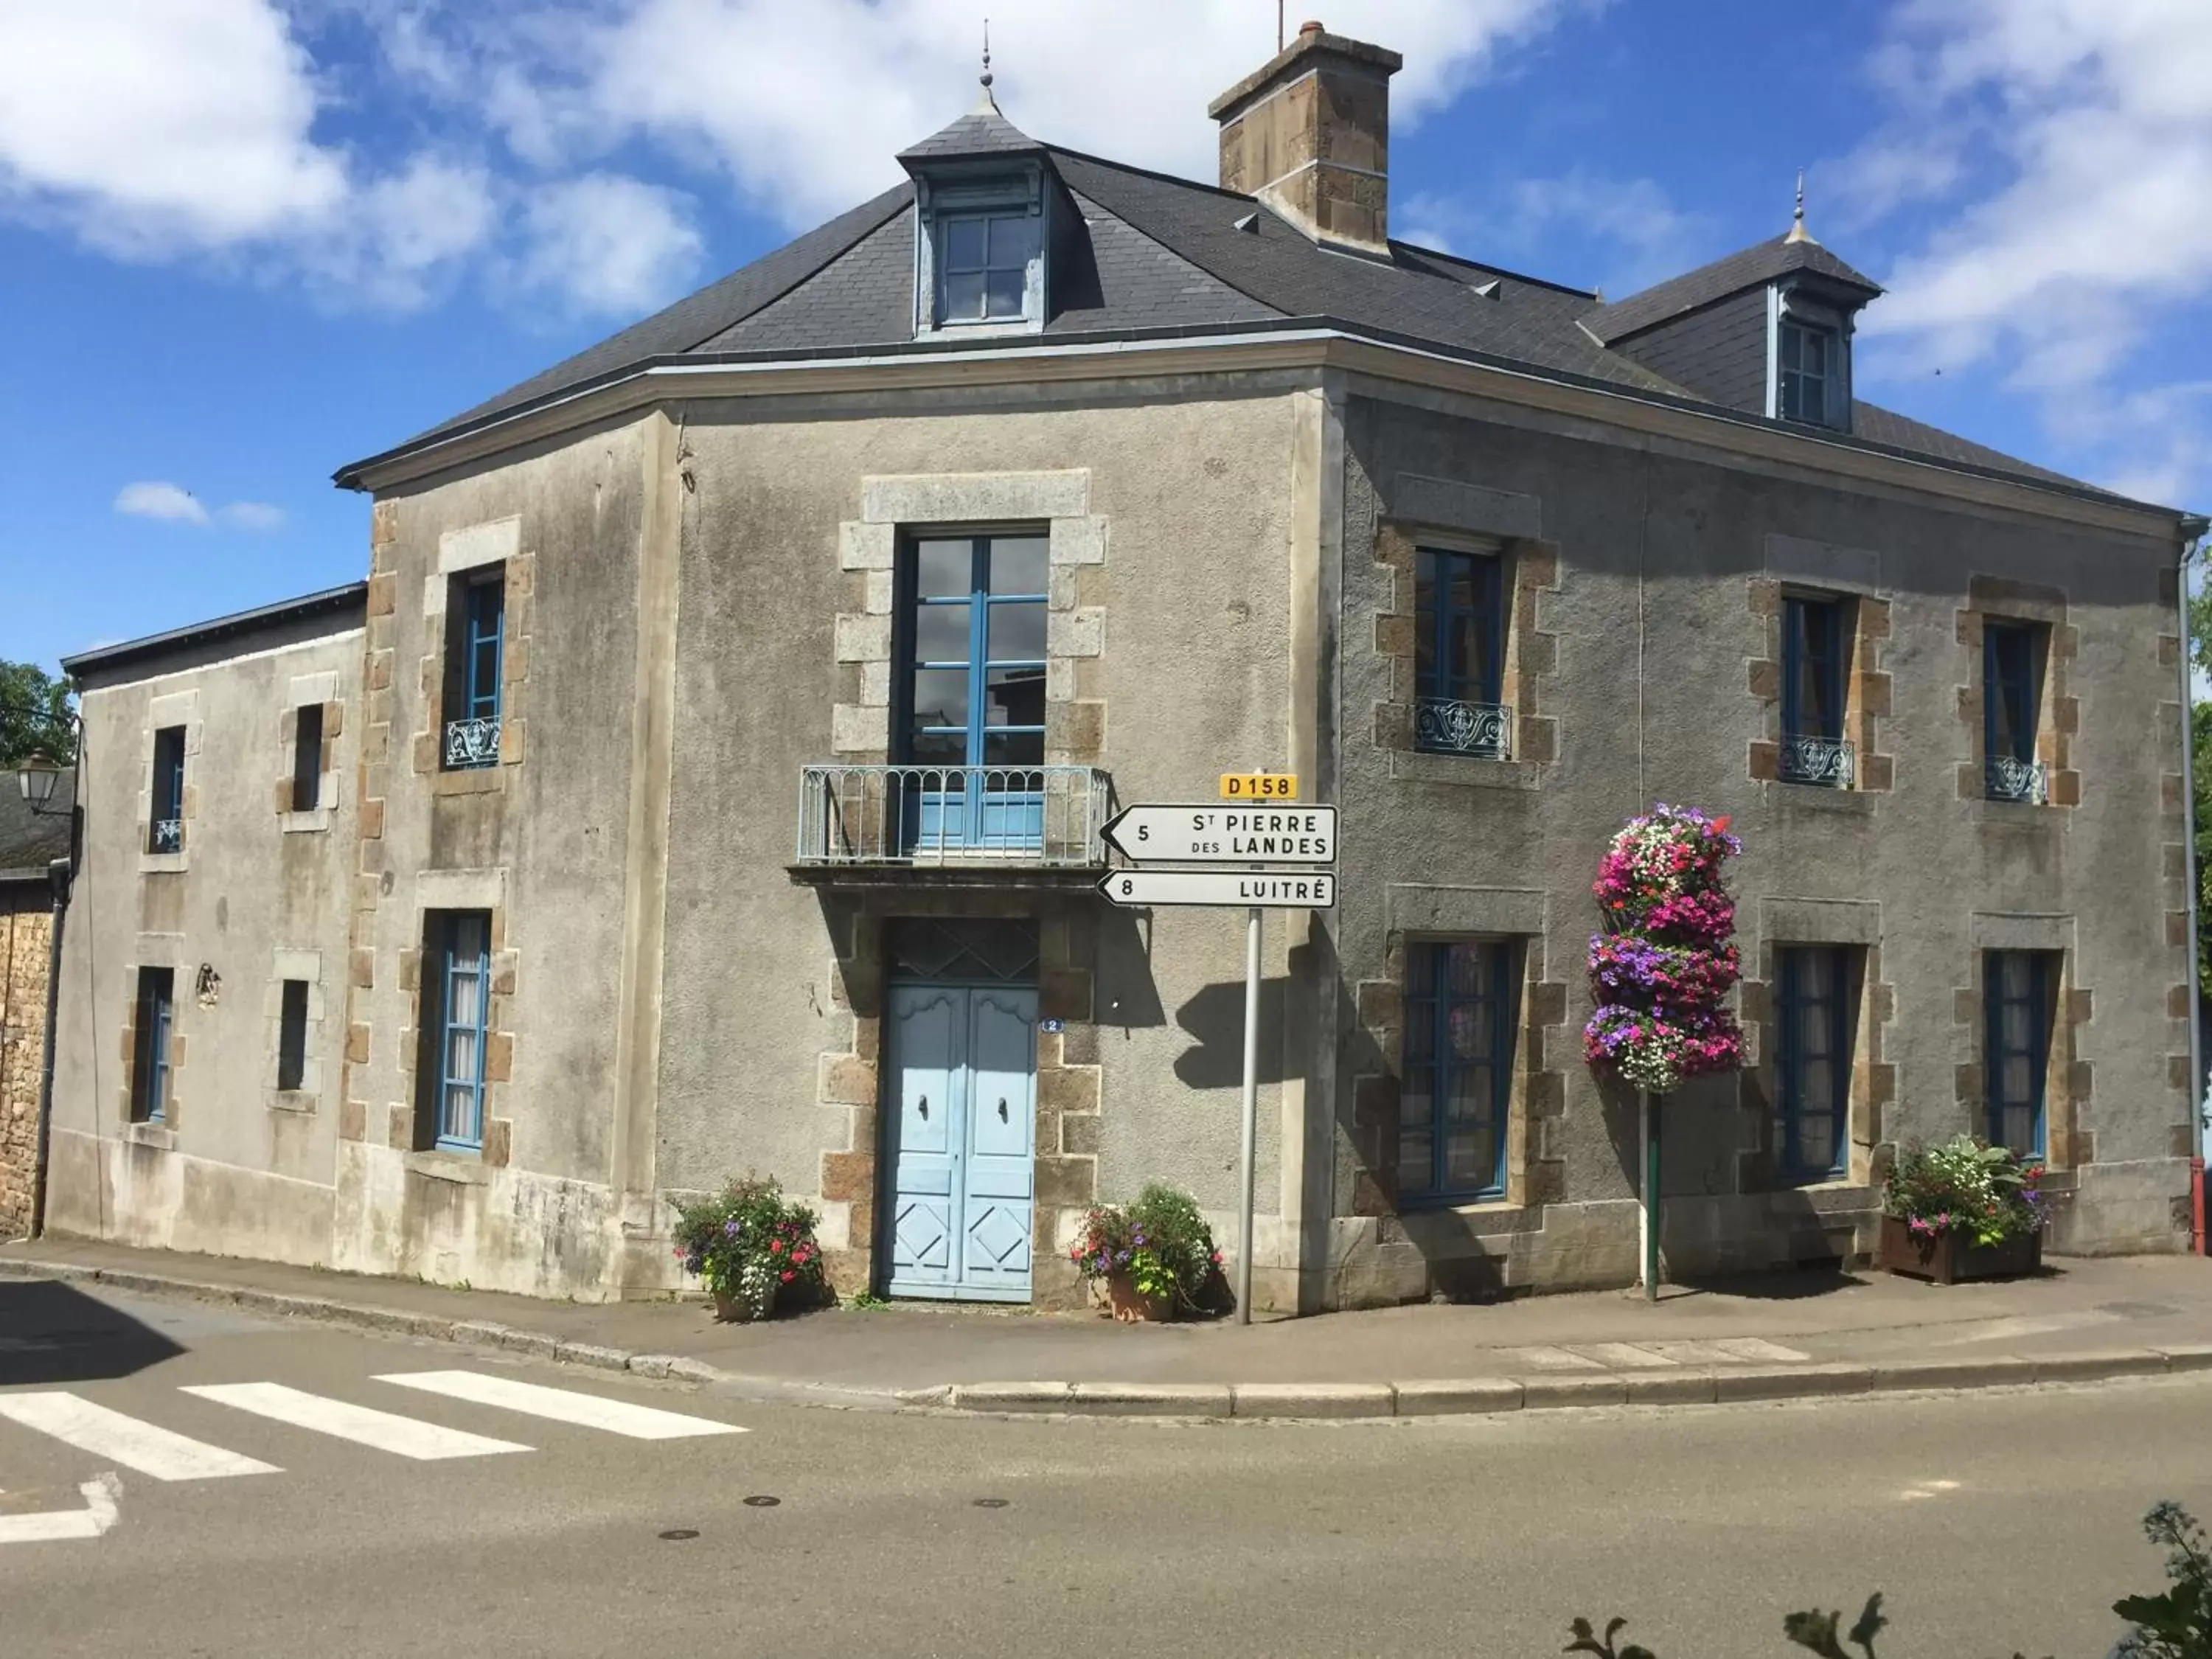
1045,143,1258,205
1387,238,1597,302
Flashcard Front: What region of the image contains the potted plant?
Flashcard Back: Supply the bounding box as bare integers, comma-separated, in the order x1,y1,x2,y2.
1877,1135,2047,1284
1068,1183,1224,1322
670,1176,828,1321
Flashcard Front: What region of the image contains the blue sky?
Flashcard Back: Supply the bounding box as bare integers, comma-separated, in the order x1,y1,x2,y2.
4,0,2209,672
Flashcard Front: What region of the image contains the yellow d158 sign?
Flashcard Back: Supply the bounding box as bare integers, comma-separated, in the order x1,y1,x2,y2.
1219,772,1297,800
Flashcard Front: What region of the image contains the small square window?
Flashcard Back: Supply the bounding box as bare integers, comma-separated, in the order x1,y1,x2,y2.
1780,320,1837,427
291,704,324,811
277,978,310,1091
938,210,1036,324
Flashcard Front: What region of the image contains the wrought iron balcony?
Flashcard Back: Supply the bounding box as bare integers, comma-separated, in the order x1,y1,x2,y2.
1779,734,1854,789
1414,698,1513,759
445,717,503,771
1986,757,2049,804
795,765,1110,872
148,818,183,854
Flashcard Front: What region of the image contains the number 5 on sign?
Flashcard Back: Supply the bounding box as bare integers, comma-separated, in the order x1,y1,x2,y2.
1220,773,1297,800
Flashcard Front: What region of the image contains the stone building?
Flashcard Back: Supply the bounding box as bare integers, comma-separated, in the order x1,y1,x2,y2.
1,771,73,1238
44,26,2207,1307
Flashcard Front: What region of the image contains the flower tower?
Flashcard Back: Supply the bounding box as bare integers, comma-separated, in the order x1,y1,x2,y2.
1582,805,1745,1296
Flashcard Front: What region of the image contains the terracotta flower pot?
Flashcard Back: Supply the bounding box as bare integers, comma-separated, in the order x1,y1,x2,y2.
1104,1271,1174,1324
1876,1214,2042,1284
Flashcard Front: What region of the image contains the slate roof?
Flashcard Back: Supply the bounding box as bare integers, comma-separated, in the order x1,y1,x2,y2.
1585,233,1882,344
344,116,2128,508
0,765,73,883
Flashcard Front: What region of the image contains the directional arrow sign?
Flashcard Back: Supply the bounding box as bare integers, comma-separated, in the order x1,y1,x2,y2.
1098,869,1335,908
1101,804,1337,864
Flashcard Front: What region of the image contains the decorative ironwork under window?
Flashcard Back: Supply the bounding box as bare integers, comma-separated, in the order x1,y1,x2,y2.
1779,594,1853,787
1398,941,1515,1204
1985,950,2052,1158
431,912,492,1151
132,966,175,1122
1983,621,2045,802
1413,546,1511,759
444,573,504,771
1775,946,1851,1182
1780,320,1837,427
148,725,185,852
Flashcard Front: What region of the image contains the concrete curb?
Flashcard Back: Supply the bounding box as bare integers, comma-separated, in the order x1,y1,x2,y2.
9,1257,2211,1422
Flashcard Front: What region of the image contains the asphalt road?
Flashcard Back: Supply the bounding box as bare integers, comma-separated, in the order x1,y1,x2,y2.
0,1278,2200,1658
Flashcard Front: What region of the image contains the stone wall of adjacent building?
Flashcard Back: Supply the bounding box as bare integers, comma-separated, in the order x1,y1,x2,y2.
0,891,52,1238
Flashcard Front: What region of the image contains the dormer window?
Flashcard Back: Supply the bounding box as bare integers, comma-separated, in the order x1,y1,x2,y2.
1779,320,1835,425
941,210,1036,323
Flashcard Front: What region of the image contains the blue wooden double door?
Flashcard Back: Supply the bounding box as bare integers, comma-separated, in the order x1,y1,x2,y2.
884,982,1037,1302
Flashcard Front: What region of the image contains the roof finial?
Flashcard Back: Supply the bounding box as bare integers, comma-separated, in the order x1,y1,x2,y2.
1785,168,1814,244
972,18,1001,114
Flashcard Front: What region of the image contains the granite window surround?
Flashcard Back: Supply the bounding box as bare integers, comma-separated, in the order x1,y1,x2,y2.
833,471,1106,771
1371,518,1559,789
1952,919,2091,1172
1747,574,1893,793
1953,575,2081,809
403,516,535,793
278,671,342,832
138,692,201,872
266,949,326,1110
373,894,518,1170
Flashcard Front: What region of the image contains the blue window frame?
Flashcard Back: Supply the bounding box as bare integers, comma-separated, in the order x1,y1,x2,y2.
1775,946,1851,1182
1983,621,2042,799
444,573,504,771
1779,320,1835,425
149,726,186,852
1779,595,1850,786
1986,950,2051,1158
1413,546,1508,757
132,967,175,1122
899,532,1048,848
1398,941,1514,1203
938,211,1036,323
434,912,492,1151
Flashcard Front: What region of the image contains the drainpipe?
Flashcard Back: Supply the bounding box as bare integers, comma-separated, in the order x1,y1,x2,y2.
29,853,71,1238
2177,512,2209,1242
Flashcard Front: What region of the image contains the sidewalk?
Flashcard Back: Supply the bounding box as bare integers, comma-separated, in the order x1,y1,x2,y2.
7,1235,2212,1419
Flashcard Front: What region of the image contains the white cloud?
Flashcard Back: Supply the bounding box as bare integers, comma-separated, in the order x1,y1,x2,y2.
114,482,287,532
512,173,703,315
114,482,210,525
1842,0,2212,507
219,502,289,532
1402,171,1703,296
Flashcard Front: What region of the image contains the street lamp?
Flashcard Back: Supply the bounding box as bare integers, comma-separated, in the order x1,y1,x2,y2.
17,749,63,811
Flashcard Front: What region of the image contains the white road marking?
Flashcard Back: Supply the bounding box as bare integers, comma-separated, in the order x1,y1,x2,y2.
0,1393,279,1482
181,1383,530,1461
0,1473,121,1545
1499,1346,1607,1371
373,1371,745,1441
1578,1343,1681,1369
1712,1338,1813,1364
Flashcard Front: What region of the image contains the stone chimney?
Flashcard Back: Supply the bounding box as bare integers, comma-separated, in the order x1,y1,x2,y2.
1209,21,1402,254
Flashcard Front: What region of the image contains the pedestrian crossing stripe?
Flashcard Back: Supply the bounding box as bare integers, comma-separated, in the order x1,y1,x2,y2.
373,1371,744,1440
0,1394,279,1481
181,1382,534,1461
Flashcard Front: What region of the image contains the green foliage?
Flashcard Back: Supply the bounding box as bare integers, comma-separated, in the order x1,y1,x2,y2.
845,1290,887,1311
669,1177,826,1319
2113,1503,2212,1658
1783,1596,1887,1658
1065,1183,1223,1310
0,660,76,770
1564,1615,1656,1659
1882,1135,2045,1247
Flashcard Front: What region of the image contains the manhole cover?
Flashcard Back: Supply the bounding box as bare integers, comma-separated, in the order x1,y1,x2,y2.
2099,1301,2178,1319
742,1495,780,1508
658,1529,699,1541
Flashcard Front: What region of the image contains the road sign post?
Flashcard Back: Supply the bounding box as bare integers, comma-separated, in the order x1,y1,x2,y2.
1099,797,1337,1324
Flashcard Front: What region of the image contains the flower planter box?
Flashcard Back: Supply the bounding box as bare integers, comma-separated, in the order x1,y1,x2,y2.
1104,1271,1174,1324
1876,1214,2042,1284
712,1290,763,1324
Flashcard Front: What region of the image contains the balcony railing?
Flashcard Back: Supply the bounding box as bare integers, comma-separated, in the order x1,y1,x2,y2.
148,818,183,854
1414,698,1513,759
445,717,503,771
796,765,1110,868
1780,734,1854,789
1986,757,2049,804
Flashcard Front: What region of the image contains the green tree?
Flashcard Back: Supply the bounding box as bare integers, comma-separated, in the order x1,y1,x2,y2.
0,659,77,769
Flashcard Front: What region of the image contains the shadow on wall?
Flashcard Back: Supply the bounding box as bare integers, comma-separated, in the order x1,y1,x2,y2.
0,1279,187,1387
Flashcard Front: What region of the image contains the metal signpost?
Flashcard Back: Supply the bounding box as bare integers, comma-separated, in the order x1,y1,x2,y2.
1098,779,1335,1324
